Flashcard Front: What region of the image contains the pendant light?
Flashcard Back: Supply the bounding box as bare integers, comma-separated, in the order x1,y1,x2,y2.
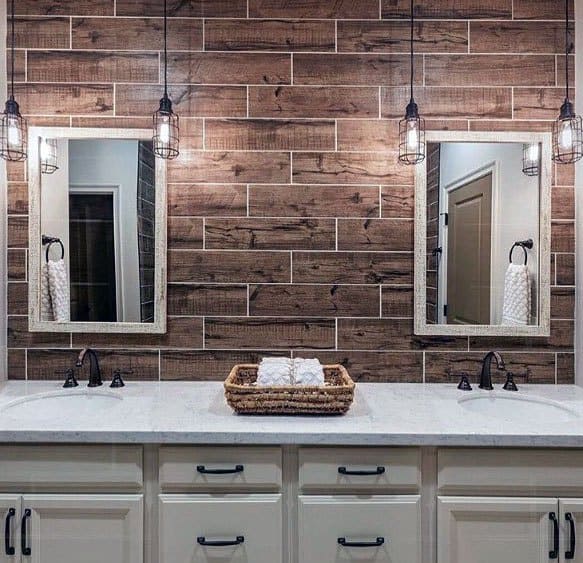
153,0,179,160
398,0,425,165
552,0,582,164
40,138,59,174
522,143,540,176
0,0,27,162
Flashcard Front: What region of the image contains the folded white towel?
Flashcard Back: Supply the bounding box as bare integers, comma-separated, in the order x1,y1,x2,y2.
257,357,293,386
501,263,531,326
41,263,53,321
293,358,325,386
47,258,70,322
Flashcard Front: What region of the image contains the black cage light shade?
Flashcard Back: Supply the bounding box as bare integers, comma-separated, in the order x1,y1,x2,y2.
522,143,540,176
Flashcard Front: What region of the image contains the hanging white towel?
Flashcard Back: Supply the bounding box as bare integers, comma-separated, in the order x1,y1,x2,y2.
256,357,293,386
293,358,325,386
40,263,53,321
47,258,70,322
501,263,531,326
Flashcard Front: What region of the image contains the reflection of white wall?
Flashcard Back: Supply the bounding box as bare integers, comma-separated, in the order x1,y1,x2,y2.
68,139,140,323
439,142,540,324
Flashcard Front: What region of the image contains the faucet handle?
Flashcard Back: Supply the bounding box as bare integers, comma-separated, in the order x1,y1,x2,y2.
110,368,131,388
502,372,519,392
59,368,79,388
456,372,473,391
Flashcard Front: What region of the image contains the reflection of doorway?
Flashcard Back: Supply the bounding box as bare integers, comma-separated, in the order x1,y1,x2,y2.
69,189,119,322
445,172,493,324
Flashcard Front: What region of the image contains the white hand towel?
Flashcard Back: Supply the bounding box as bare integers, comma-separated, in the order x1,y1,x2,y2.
40,263,53,321
293,358,325,386
47,259,70,322
257,357,293,386
501,263,531,326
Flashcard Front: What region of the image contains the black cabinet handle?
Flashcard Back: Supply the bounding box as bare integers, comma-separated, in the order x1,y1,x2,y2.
4,508,15,556
338,466,385,476
21,509,31,557
197,536,244,547
196,465,244,475
550,512,559,559
566,512,576,559
338,537,385,548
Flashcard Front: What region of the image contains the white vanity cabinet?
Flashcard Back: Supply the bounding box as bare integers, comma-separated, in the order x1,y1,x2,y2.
0,496,20,563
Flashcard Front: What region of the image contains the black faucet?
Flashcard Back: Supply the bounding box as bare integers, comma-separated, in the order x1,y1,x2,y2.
479,351,505,390
76,348,103,387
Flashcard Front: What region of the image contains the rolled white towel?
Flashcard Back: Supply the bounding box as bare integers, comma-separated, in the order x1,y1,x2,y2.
256,357,293,386
47,258,70,322
293,358,325,386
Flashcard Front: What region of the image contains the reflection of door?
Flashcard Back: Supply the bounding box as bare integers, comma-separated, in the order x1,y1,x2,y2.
446,173,492,324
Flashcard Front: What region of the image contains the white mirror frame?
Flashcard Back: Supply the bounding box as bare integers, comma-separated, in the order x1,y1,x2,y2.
414,130,552,337
28,127,167,334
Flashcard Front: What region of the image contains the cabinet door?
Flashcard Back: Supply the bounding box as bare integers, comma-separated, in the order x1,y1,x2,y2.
559,499,583,562
438,496,558,563
159,494,282,563
0,496,20,563
21,494,142,563
299,495,421,562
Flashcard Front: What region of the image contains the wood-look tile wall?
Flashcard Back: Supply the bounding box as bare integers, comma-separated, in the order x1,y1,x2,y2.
5,0,576,384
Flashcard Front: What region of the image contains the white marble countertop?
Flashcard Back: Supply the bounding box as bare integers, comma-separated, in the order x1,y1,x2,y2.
0,380,583,446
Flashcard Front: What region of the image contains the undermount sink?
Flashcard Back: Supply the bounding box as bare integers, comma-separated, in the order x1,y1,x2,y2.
458,393,580,424
0,390,123,422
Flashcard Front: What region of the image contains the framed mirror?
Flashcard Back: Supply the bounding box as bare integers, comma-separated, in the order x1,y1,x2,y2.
414,131,552,337
28,127,167,333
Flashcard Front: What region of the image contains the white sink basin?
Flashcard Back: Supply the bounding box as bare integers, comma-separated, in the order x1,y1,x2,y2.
458,393,580,424
0,390,123,422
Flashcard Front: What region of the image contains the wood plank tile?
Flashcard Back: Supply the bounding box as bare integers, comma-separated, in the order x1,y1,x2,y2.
7,216,28,249
72,17,202,51
249,184,380,218
551,287,575,319
15,0,114,16
205,19,335,52
552,187,574,221
470,22,570,54
116,85,246,118
249,86,379,119
168,284,247,316
6,50,25,83
555,161,575,186
294,54,422,86
382,285,414,317
7,282,27,316
205,317,335,350
425,55,556,87
7,349,26,380
14,16,70,48
116,0,246,17
557,353,575,384
249,284,379,317
513,88,570,120
556,254,575,285
249,0,379,19
382,87,512,119
551,222,575,253
338,219,413,251
7,182,28,215
205,119,335,151
168,250,290,283
71,116,150,129
338,21,467,53
293,152,413,185
15,84,113,115
7,316,70,349
168,151,290,184
27,51,158,83
293,252,413,284
169,53,291,85
315,351,423,382
337,120,398,152
168,217,204,250
381,0,512,19
6,161,25,183
514,0,573,20
381,185,415,219
556,55,575,88
168,184,247,217
469,119,551,132
205,218,336,250
7,250,26,281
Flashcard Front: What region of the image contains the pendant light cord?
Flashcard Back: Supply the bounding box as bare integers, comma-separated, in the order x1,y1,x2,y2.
409,0,414,103
565,0,570,101
163,0,168,97
9,0,15,101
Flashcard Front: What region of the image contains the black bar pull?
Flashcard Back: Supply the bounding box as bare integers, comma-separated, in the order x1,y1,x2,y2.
197,536,244,547
4,508,15,556
338,537,385,548
196,465,244,475
550,512,559,559
566,512,576,559
21,509,31,556
338,466,385,476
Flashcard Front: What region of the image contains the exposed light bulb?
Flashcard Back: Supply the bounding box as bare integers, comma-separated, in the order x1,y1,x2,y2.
559,120,574,150
159,120,170,144
406,120,419,151
7,116,20,147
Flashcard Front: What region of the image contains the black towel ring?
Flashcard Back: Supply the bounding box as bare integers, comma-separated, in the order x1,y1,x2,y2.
42,235,65,263
509,238,534,266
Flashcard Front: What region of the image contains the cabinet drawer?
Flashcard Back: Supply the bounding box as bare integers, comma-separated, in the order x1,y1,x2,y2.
299,447,420,492
299,495,421,563
159,446,282,491
438,449,583,494
0,445,142,491
159,494,282,563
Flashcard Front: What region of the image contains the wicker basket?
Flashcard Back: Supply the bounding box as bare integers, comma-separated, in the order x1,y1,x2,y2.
224,364,355,415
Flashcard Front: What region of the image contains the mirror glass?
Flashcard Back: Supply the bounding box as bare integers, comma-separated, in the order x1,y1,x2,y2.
417,134,551,336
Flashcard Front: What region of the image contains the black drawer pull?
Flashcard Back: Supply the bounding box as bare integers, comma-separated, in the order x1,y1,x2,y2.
338,537,385,548
550,512,559,559
338,466,385,476
197,536,244,547
4,508,15,556
566,512,576,559
21,509,31,556
196,465,244,475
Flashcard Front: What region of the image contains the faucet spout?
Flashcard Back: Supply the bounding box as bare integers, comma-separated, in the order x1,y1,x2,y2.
76,348,103,387
479,351,505,390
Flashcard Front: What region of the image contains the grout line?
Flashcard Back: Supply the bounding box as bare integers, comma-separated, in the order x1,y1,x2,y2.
202,217,206,249
246,285,250,316
335,20,338,53
555,352,558,384
202,317,206,350
290,53,294,85
289,252,293,283
379,285,382,317
335,218,338,251
467,20,470,54
246,85,249,117
69,17,73,49
202,18,206,52
422,351,426,383
246,184,250,217
158,350,161,381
